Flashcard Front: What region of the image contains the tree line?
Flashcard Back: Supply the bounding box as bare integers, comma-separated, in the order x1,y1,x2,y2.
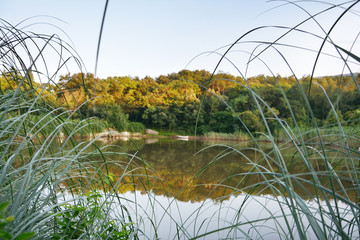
1,69,359,135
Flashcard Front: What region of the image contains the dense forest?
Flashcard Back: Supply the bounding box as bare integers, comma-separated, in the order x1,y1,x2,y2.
1,69,359,135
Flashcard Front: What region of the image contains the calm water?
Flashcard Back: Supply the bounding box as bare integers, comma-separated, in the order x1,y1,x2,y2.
86,138,358,239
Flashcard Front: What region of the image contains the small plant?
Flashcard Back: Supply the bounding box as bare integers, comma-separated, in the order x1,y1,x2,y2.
0,202,35,240
52,192,133,240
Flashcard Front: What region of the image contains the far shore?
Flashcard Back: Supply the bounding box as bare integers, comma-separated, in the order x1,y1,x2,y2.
89,130,287,143
89,129,350,145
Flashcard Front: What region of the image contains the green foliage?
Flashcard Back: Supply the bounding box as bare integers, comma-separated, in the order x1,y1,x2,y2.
54,69,360,136
181,101,205,134
344,108,360,124
324,109,344,126
0,19,138,240
0,203,35,240
69,117,109,134
0,202,13,240
238,110,264,133
52,192,132,240
127,121,145,133
93,104,129,131
203,131,249,140
209,111,238,133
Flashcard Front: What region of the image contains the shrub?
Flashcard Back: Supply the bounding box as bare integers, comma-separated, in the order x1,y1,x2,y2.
52,192,132,240
93,104,129,131
127,121,145,133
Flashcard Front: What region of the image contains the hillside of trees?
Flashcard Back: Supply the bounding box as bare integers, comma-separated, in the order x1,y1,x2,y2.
1,69,359,135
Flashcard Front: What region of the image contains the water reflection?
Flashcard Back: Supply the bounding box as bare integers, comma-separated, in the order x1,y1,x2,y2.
90,138,357,203
117,191,355,240
57,138,358,239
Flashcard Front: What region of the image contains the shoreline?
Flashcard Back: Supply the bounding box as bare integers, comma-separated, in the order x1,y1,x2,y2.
91,130,284,143
91,130,350,145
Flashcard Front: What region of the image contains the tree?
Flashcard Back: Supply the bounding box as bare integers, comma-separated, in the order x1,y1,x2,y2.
181,102,205,134
226,86,251,113
285,83,310,126
93,104,129,131
156,75,171,84
210,111,238,133
258,87,287,118
238,110,264,133
324,110,343,126
344,109,360,126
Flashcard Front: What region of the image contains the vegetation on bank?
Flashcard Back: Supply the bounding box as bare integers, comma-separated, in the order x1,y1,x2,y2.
2,70,359,137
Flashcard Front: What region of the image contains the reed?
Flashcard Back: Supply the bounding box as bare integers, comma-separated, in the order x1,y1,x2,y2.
0,18,139,239
203,131,249,141
182,1,360,238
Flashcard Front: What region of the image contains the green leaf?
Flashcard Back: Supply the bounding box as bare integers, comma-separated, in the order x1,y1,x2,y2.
15,232,35,240
0,230,12,240
104,178,110,185
335,44,360,63
4,216,15,222
108,173,114,182
0,202,10,213
0,220,7,229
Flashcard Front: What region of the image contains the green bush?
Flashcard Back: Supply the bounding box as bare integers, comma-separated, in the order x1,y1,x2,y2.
52,192,132,240
238,110,264,133
0,203,34,240
93,104,129,131
127,121,145,133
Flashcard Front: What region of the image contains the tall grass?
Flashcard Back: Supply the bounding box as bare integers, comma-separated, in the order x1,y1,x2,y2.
203,131,249,141
1,1,360,239
0,19,140,239
184,1,360,238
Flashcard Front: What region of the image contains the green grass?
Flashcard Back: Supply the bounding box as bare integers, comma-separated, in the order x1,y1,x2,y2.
1,1,360,239
0,18,139,239
203,131,249,141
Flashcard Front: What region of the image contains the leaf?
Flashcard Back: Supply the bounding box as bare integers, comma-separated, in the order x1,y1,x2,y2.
4,216,15,222
108,173,114,182
0,222,7,229
15,232,35,240
0,202,10,213
335,44,360,63
0,230,12,240
295,196,326,240
104,178,110,185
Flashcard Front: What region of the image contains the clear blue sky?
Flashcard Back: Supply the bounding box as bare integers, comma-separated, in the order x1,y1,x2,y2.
1,0,359,79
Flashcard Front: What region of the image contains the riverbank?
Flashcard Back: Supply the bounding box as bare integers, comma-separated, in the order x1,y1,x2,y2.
90,126,360,147
91,129,274,143
91,128,250,142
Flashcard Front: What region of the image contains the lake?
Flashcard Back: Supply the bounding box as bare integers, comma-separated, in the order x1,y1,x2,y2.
68,137,359,239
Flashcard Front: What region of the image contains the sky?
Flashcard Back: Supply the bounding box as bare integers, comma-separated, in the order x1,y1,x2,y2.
1,0,360,80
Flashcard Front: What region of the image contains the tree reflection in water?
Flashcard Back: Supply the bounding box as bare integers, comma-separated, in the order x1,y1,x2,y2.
74,138,357,203
58,137,358,239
